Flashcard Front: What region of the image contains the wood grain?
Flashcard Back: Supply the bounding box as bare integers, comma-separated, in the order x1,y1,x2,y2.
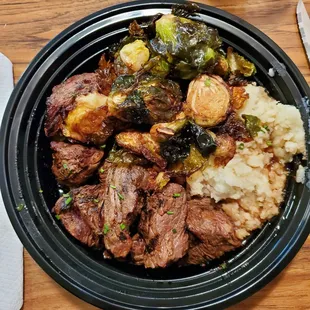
0,0,308,309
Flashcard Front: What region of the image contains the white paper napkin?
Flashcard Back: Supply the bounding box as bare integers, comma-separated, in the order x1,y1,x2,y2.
0,53,23,310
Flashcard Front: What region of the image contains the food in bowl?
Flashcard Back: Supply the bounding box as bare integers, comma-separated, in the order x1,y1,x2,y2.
44,4,306,268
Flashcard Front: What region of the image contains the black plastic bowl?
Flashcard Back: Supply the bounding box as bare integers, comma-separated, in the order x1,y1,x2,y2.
1,1,310,309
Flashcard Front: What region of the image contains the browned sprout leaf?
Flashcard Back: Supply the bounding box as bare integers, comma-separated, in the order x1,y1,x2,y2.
231,86,249,110
115,131,167,169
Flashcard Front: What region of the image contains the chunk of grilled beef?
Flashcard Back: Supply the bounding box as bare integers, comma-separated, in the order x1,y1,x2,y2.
45,73,103,137
185,198,241,265
131,234,146,266
51,141,104,187
103,164,157,258
53,184,105,247
139,183,188,268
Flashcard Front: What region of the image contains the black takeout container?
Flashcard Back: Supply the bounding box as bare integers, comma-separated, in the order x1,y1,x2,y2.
1,1,309,309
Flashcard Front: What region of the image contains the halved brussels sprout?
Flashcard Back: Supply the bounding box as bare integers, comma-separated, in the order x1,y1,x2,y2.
227,47,256,77
120,40,150,72
108,74,182,124
170,144,206,175
150,118,188,142
160,122,216,164
115,131,167,169
151,14,221,79
184,74,230,127
212,134,236,166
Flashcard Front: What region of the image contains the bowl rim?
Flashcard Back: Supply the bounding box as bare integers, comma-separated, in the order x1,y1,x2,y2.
1,1,309,309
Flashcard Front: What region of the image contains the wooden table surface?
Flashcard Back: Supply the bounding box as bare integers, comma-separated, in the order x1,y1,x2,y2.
1,0,309,309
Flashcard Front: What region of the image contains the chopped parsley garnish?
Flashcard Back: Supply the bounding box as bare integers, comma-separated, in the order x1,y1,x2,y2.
110,185,116,189
16,203,24,211
173,193,181,198
55,214,61,220
220,262,227,269
99,168,105,173
238,143,245,150
100,144,106,149
39,189,43,193
172,228,177,234
63,163,69,169
266,140,273,146
62,193,70,198
93,199,99,203
65,196,72,206
118,192,124,200
167,211,174,215
103,224,109,235
120,223,126,230
263,125,270,132
204,78,211,87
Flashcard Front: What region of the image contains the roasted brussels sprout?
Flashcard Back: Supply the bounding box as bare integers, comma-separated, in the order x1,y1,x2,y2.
115,131,167,169
160,122,216,164
184,74,231,127
212,134,236,166
150,117,188,142
105,145,149,166
171,2,200,18
150,14,221,79
45,73,117,145
108,74,182,124
227,47,256,77
149,56,170,78
119,40,150,72
170,144,206,175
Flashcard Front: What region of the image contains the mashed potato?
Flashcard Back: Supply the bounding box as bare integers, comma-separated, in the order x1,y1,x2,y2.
238,85,306,162
187,85,306,239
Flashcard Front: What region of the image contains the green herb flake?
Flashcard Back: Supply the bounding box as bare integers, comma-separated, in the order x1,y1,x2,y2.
263,125,270,132
110,185,116,189
120,223,126,230
63,163,69,169
100,144,106,150
55,214,61,220
99,168,105,173
172,228,177,234
167,211,174,215
16,203,24,212
238,143,245,150
204,78,211,87
173,193,181,198
93,199,99,203
266,140,273,146
39,189,43,193
220,262,227,269
65,196,72,206
103,224,109,235
118,192,124,200
62,193,70,198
